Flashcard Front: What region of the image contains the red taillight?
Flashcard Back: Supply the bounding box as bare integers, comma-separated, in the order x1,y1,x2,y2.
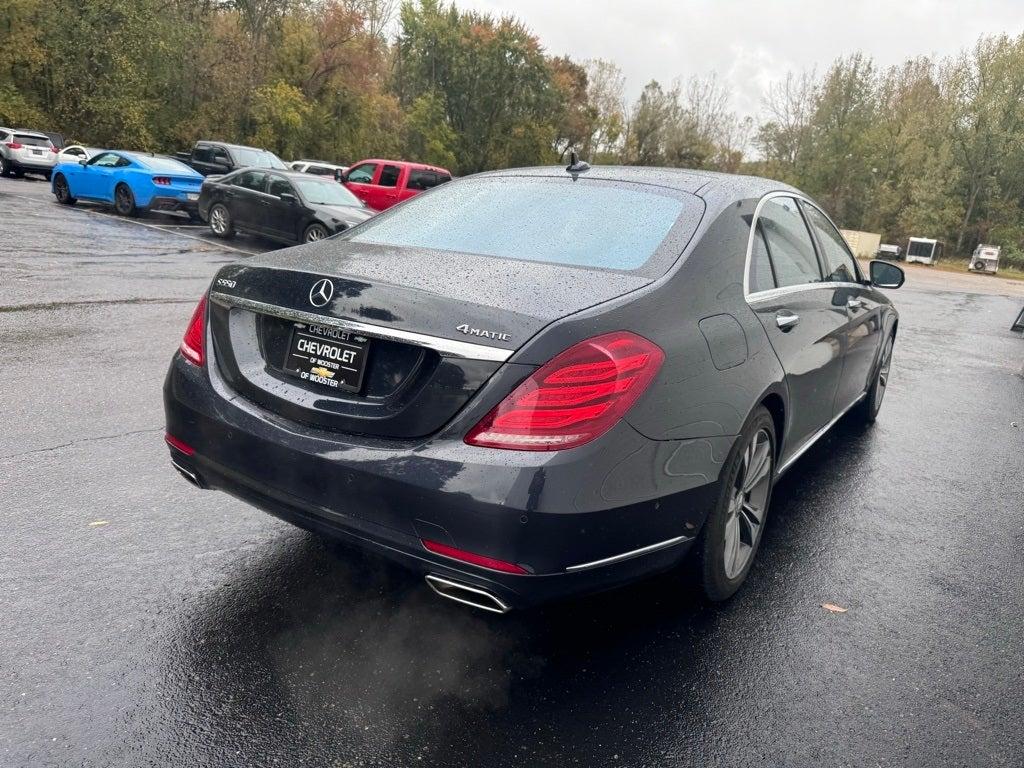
179,294,207,366
153,176,171,186
164,433,195,456
465,331,664,451
5,142,23,149
49,146,58,153
421,539,529,574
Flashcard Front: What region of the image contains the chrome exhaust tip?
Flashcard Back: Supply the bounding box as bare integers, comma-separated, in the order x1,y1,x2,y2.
171,459,205,489
425,575,511,614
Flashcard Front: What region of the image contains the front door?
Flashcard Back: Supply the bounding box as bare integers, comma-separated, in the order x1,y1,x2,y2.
801,202,884,414
264,174,301,242
343,162,378,208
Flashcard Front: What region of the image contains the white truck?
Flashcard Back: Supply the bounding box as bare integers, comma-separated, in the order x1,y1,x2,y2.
969,244,1000,274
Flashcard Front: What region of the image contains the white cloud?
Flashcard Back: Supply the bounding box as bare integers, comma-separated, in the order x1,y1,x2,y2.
454,0,1024,117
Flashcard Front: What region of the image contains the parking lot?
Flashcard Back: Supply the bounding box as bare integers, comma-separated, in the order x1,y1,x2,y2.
2,174,1023,767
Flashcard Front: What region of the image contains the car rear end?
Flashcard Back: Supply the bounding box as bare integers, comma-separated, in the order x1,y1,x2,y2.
3,132,58,176
163,172,711,609
134,155,204,217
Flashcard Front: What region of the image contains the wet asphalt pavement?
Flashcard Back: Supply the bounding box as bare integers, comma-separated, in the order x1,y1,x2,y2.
2,175,1023,767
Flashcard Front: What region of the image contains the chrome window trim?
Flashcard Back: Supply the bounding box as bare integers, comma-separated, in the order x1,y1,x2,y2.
209,291,513,362
743,191,864,301
564,534,693,572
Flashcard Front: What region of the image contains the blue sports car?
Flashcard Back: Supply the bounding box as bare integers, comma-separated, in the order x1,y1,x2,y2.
51,150,204,218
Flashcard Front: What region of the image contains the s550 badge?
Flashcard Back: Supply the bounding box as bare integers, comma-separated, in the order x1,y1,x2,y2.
456,324,511,342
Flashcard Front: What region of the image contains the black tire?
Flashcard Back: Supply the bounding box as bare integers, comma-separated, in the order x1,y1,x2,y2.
692,406,776,601
0,156,8,177
43,171,51,182
12,168,24,178
53,174,76,205
208,203,235,239
114,183,138,216
855,332,895,424
303,222,329,243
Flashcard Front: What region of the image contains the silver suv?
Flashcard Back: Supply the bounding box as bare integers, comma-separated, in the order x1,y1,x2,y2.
0,128,58,179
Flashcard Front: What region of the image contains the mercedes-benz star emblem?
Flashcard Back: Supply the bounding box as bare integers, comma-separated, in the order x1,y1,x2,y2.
309,278,334,308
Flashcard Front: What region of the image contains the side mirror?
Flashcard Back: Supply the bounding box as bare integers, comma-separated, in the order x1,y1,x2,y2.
869,259,905,289
79,158,88,166
336,169,347,182
279,192,298,204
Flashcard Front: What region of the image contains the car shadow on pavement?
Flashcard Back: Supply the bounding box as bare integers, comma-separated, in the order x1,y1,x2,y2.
153,412,882,765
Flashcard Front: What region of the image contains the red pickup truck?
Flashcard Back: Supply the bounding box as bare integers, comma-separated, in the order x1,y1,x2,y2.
343,159,452,211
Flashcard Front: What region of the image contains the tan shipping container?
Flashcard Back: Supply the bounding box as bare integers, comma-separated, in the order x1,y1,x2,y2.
840,229,882,260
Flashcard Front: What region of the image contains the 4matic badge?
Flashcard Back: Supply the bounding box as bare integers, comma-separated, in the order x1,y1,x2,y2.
456,324,511,342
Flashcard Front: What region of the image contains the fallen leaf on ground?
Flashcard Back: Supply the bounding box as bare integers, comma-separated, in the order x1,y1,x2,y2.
821,603,848,613
88,520,109,527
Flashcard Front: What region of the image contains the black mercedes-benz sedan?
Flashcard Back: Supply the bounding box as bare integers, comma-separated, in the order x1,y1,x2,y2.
197,168,373,245
164,164,904,612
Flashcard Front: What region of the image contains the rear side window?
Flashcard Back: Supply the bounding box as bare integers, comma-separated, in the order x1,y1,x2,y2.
193,146,213,163
757,197,821,288
749,222,776,293
347,177,691,272
347,162,376,183
378,165,400,187
802,204,859,283
408,169,447,191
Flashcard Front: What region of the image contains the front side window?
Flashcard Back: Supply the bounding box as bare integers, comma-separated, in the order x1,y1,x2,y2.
756,197,822,288
347,162,376,183
378,165,401,187
212,148,231,166
233,170,267,192
803,204,859,283
347,177,690,272
267,176,295,198
89,153,122,168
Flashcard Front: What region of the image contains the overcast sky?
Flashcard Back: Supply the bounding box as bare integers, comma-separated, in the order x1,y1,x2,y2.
456,0,1024,117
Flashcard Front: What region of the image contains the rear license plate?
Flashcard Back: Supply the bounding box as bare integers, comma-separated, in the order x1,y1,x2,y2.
187,193,199,201
282,323,370,392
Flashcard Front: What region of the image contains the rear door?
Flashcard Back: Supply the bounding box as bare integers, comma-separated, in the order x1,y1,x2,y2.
226,170,269,233
371,163,403,210
746,195,848,461
802,202,881,414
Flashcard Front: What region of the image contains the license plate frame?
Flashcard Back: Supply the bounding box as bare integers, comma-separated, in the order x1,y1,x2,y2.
281,323,370,393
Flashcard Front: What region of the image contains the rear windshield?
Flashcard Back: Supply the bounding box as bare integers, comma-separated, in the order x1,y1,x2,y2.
908,240,933,257
232,148,286,169
15,134,50,147
134,155,195,174
345,176,699,273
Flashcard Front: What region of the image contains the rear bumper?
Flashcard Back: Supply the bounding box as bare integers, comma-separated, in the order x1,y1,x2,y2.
163,354,725,608
147,195,199,216
10,157,56,172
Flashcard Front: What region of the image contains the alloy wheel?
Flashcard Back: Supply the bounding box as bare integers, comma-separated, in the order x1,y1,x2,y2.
55,178,68,202
210,206,228,235
116,186,131,214
305,225,327,243
723,428,773,579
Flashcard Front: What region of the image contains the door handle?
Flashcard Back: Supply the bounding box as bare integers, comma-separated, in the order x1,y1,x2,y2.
775,311,800,331
847,298,864,310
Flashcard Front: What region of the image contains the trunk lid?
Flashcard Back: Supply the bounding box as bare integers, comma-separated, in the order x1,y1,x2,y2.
207,241,651,439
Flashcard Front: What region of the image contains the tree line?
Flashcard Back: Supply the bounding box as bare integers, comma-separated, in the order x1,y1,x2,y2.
3,0,1024,265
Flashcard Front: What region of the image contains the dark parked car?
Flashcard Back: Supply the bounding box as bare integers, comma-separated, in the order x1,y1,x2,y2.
198,168,373,244
164,165,904,612
175,141,287,176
